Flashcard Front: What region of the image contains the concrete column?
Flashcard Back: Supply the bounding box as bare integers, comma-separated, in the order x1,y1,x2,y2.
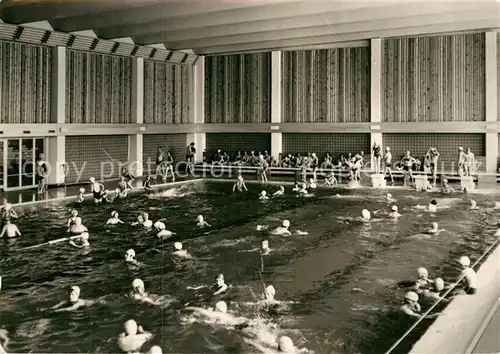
485,31,498,173
190,56,206,162
271,51,283,159
48,46,66,185
129,57,144,177
370,39,383,171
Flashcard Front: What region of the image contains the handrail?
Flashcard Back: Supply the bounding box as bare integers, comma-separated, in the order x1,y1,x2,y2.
384,235,500,354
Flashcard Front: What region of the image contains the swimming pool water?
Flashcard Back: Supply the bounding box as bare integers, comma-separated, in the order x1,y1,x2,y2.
0,181,498,353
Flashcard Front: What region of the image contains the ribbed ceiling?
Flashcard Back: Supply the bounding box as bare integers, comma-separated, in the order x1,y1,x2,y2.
0,0,499,55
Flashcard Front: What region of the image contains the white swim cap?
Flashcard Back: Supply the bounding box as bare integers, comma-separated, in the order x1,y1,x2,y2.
361,209,371,220
71,209,78,215
197,215,203,221
459,256,471,266
434,277,445,291
265,285,276,297
261,190,266,196
282,220,290,228
132,278,144,289
387,193,392,198
405,291,419,302
111,211,117,217
158,222,166,230
417,267,428,277
79,188,85,193
124,319,138,335
148,346,163,354
80,232,89,240
459,146,463,151
432,222,438,229
278,336,295,352
215,300,227,313
385,147,390,151
70,285,81,295
89,177,95,182
126,249,135,257
309,178,313,182
153,221,161,229
174,242,182,250
391,205,398,212
216,273,224,280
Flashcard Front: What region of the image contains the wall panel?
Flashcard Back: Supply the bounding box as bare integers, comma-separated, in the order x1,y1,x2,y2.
204,53,271,124
144,61,192,124
282,133,370,160
383,133,486,172
142,134,187,175
65,135,128,184
382,33,485,123
0,41,51,124
206,133,271,158
281,48,370,123
66,50,132,124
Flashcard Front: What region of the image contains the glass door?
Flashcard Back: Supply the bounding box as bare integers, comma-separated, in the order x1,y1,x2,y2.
21,138,34,187
5,138,46,190
6,139,20,189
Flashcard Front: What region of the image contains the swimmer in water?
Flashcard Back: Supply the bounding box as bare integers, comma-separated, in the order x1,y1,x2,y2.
142,213,153,228
428,222,441,234
361,209,371,222
414,267,434,292
324,171,337,186
196,215,211,228
261,240,271,255
308,178,317,189
259,191,269,200
186,300,246,327
263,285,277,303
117,319,153,353
0,219,21,238
233,175,248,192
89,177,105,203
67,210,78,229
69,232,90,248
156,222,175,239
76,188,85,203
0,202,18,220
106,211,124,225
69,217,88,235
173,242,192,258
273,186,285,197
245,335,310,354
213,274,229,295
270,220,292,236
130,214,144,226
51,286,100,312
400,291,422,318
292,182,300,192
386,193,396,203
455,256,477,295
125,249,139,266
469,200,479,210
388,205,401,218
429,199,437,213
256,225,269,231
130,279,166,306
0,329,8,354
438,179,455,194
148,346,162,354
143,175,153,191
117,176,130,199
422,277,450,302
298,183,308,196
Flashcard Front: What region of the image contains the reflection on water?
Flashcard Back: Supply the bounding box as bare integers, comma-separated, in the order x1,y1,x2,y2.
0,181,497,353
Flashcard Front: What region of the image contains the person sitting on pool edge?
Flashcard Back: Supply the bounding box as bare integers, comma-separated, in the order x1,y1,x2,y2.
117,319,153,353
143,175,153,191
107,211,124,225
69,232,90,249
324,171,337,186
51,285,101,312
196,215,210,228
117,176,131,199
173,242,192,258
76,188,85,203
89,177,105,203
0,219,21,238
233,175,248,192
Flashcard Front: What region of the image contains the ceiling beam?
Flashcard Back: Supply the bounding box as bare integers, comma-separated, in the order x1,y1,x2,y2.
0,2,135,24
133,2,478,45
167,8,499,50
97,1,385,40
50,2,272,34
200,19,500,55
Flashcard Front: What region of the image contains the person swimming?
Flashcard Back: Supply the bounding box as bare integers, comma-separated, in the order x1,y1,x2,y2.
213,274,229,295
67,210,79,229
142,213,153,228
386,193,396,203
308,178,317,189
125,249,139,266
245,335,310,354
270,220,291,236
117,319,153,353
400,291,422,318
51,286,100,312
233,175,248,192
259,191,269,200
439,179,455,194
196,215,211,228
469,200,479,210
69,232,90,249
456,256,476,295
117,176,130,199
173,242,192,258
429,199,437,213
414,267,434,292
428,222,441,234
130,278,166,306
69,217,88,235
263,285,276,302
292,182,300,192
89,177,105,203
0,202,18,221
148,346,163,354
106,211,123,225
0,219,21,238
389,205,401,218
361,209,371,222
273,186,285,197
261,240,271,255
156,222,175,239
76,188,85,203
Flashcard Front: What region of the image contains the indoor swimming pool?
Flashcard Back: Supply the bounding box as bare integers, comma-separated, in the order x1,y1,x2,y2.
0,181,498,353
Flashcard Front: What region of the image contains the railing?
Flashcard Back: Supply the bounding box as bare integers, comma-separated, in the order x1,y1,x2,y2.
384,235,500,354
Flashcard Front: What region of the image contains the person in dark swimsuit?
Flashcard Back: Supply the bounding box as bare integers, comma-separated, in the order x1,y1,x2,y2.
185,142,196,174
155,147,165,180
165,151,175,181
36,153,48,194
89,177,105,203
372,142,382,174
400,151,416,187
